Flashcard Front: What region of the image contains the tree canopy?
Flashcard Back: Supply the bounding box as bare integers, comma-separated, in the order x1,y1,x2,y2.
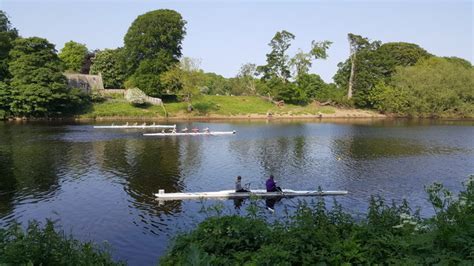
334,37,432,107
124,9,186,96
8,37,82,116
90,48,126,89
0,10,18,81
369,57,473,117
58,41,88,73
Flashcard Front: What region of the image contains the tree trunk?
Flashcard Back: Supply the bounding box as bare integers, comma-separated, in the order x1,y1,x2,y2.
348,52,356,99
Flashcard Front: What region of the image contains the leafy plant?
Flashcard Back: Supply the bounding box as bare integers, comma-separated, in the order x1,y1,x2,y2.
0,220,122,265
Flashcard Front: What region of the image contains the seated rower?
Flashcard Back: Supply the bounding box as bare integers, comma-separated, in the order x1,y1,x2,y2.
171,128,176,133
266,175,282,192
192,127,199,133
181,127,188,133
203,127,210,133
235,176,249,192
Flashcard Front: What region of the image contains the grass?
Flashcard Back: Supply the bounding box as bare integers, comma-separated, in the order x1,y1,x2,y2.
80,94,335,119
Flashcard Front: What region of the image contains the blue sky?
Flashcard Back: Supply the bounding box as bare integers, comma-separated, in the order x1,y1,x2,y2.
1,0,472,82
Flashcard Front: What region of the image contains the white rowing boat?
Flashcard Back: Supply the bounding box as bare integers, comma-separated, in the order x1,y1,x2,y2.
155,189,348,200
94,124,176,129
144,130,236,136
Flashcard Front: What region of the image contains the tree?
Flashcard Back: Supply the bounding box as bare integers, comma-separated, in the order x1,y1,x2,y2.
80,50,96,74
296,73,327,100
90,48,126,88
160,57,205,103
347,33,372,99
0,10,18,81
257,30,295,82
290,40,332,78
124,9,186,96
8,37,80,116
334,37,430,107
369,57,474,116
58,41,88,73
234,63,257,95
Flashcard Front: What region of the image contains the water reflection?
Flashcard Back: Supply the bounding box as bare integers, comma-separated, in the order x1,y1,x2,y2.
0,120,472,266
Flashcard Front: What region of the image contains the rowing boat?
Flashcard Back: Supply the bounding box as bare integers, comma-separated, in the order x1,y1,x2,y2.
144,130,236,136
93,124,176,129
155,189,348,200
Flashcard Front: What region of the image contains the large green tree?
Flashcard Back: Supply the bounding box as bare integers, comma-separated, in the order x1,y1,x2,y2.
90,48,126,88
334,37,431,107
124,9,186,96
58,41,88,73
257,30,295,82
8,37,79,116
369,57,473,117
0,10,18,81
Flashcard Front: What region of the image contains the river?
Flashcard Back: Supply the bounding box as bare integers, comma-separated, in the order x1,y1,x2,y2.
0,119,473,265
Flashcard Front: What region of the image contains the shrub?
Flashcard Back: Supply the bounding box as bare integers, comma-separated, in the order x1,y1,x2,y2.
0,220,122,265
162,176,474,265
192,101,218,114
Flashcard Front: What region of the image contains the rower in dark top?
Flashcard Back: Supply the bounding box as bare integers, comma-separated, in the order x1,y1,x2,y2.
235,176,249,192
266,175,282,192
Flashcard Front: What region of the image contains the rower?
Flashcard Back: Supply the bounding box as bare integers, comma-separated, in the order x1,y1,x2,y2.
235,176,249,192
203,127,210,133
192,127,199,133
125,122,129,126
266,175,282,192
171,128,176,133
181,127,188,133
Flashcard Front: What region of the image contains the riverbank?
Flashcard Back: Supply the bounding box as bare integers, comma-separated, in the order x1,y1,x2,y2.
79,94,385,121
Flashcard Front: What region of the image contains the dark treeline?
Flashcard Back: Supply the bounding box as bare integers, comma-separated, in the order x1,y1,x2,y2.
0,9,472,119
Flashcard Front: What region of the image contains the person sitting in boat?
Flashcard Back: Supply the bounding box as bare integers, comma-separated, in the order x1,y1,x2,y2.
171,128,176,133
181,127,188,133
192,127,199,133
203,127,210,133
266,175,282,192
235,176,249,192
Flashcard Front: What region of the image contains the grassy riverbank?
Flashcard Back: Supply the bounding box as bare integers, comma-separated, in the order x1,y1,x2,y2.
80,94,384,120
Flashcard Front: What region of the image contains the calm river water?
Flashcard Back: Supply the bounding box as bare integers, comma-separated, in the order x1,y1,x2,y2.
0,119,473,265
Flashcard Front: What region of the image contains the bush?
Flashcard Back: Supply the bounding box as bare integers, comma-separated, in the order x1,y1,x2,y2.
192,101,218,114
369,57,474,117
0,220,122,265
162,176,474,265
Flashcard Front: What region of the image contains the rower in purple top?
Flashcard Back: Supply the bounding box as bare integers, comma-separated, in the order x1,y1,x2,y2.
265,175,282,192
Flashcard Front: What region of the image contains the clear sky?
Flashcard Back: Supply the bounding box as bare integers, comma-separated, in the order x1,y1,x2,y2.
1,0,472,82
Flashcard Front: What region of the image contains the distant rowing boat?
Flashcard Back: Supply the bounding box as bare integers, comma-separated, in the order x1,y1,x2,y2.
93,124,176,129
144,130,236,136
155,189,348,200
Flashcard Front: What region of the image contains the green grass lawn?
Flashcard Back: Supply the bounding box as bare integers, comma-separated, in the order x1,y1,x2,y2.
80,94,335,119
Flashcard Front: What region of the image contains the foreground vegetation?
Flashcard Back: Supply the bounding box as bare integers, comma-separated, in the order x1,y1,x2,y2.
1,178,472,265
0,220,122,265
81,94,336,119
162,177,474,265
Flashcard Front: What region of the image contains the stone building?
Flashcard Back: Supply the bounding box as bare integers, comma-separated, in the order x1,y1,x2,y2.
64,73,104,93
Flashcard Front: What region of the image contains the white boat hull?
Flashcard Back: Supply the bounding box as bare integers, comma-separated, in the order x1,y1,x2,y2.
144,131,236,136
94,124,176,129
155,189,348,200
